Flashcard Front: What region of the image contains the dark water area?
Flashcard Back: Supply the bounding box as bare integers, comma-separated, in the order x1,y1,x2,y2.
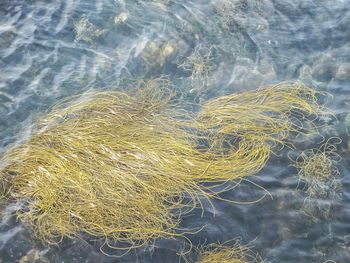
1,0,350,262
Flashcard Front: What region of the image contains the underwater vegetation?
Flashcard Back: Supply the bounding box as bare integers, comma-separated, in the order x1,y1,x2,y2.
212,0,261,32
197,82,322,150
213,0,244,31
292,139,342,220
0,86,197,251
0,81,323,251
294,139,341,198
198,241,262,263
177,44,215,88
295,138,341,197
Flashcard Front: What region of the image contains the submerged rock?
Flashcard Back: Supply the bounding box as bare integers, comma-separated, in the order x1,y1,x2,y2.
74,16,106,45
141,40,177,66
335,63,350,81
114,12,129,24
311,60,337,82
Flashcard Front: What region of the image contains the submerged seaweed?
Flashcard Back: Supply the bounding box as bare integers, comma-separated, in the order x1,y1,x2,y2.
177,44,216,92
292,138,342,220
0,82,323,251
198,240,262,263
294,138,341,198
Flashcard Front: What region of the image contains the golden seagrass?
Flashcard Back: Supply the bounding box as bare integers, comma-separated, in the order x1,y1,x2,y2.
198,82,321,146
293,138,341,198
0,81,322,250
0,86,201,250
198,241,262,263
291,138,341,221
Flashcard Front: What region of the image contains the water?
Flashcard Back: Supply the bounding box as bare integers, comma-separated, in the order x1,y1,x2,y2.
0,0,350,262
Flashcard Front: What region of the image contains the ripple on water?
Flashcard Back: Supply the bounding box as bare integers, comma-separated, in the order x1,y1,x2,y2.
1,0,350,262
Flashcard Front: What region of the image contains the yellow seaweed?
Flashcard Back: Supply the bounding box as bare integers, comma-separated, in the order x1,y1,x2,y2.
198,241,262,263
198,82,321,146
0,87,199,249
0,81,323,250
293,138,341,198
291,138,341,221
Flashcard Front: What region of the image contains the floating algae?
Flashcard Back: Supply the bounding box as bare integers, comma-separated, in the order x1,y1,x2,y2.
177,44,215,89
213,0,245,31
197,82,322,153
293,139,341,198
292,138,342,220
0,82,322,251
198,241,262,263
0,87,201,250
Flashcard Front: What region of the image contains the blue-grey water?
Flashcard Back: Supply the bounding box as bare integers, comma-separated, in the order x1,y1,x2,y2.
1,0,350,262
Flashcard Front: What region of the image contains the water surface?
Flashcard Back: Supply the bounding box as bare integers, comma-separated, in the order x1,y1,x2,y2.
1,0,350,262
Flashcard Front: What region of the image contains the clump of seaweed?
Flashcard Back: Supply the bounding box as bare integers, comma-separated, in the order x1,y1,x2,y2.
212,0,261,33
0,81,323,250
212,0,264,40
213,0,244,31
74,16,106,44
292,138,342,221
293,138,341,198
198,241,262,263
177,44,215,87
0,86,200,250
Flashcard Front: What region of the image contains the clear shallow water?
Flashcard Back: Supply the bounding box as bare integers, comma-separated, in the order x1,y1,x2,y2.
0,0,350,262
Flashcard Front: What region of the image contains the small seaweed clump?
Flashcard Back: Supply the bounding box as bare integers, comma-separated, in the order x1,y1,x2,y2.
213,0,244,31
294,139,341,198
198,241,262,263
177,44,215,88
0,81,322,250
292,139,341,220
213,0,263,32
